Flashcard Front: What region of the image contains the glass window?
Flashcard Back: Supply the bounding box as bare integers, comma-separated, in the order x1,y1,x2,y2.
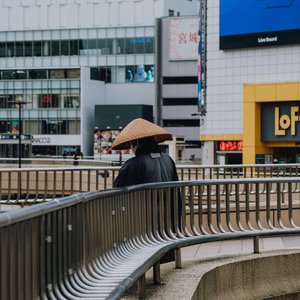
70,39,78,55
125,38,134,54
0,120,10,133
28,69,48,79
145,37,154,53
97,39,106,54
14,70,27,79
79,39,88,55
90,68,100,80
2,71,15,80
106,39,113,54
38,94,60,108
92,67,112,83
61,40,69,56
0,43,5,57
80,39,89,49
116,38,125,54
132,37,144,54
42,120,67,134
51,40,60,56
89,39,97,49
0,95,13,108
125,64,154,83
15,41,24,57
144,65,154,82
24,41,33,57
125,66,134,82
42,41,50,56
50,69,65,79
7,42,15,57
97,39,105,49
34,41,42,56
66,69,80,79
63,95,80,108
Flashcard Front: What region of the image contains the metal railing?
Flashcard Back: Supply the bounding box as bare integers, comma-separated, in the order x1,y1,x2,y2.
1,163,300,206
0,177,300,299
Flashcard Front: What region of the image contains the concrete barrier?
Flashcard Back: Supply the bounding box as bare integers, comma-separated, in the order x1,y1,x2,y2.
194,251,300,300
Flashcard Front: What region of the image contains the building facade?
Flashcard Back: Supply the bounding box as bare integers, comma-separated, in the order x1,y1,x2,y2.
201,0,300,165
158,16,200,161
0,0,198,158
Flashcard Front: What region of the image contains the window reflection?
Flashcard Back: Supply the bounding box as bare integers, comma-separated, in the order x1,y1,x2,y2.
63,96,79,108
0,68,80,80
24,41,33,57
42,120,67,134
38,94,60,108
34,41,42,56
91,65,154,83
0,36,154,58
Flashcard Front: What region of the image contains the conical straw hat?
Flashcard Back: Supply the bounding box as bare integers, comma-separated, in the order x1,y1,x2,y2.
112,118,172,150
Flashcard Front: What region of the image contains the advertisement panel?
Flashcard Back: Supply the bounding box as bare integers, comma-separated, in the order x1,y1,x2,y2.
261,101,300,141
169,17,199,60
93,129,131,155
220,0,300,49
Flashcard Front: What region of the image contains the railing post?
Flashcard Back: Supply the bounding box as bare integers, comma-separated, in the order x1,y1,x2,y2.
138,273,146,300
253,236,260,254
153,261,161,285
175,248,182,269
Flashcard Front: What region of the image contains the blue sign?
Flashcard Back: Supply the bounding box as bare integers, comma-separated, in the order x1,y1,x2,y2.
220,0,300,49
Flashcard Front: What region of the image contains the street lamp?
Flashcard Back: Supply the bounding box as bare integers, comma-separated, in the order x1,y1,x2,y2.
8,99,31,168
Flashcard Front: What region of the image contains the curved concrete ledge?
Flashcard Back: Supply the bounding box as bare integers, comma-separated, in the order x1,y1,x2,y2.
121,250,300,300
194,252,300,300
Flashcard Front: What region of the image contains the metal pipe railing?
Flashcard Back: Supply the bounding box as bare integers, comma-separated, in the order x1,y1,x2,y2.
0,177,300,299
1,163,300,206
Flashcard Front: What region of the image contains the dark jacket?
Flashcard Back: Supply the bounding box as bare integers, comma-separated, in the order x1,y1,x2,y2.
113,142,179,187
113,140,181,264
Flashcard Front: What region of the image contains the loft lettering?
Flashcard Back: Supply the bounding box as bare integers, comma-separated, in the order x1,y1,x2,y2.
274,106,300,136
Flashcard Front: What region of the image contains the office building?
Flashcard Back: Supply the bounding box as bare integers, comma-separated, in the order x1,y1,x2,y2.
0,0,198,158
201,0,300,165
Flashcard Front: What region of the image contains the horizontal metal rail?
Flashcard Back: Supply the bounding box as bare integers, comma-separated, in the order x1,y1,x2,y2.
0,177,300,299
1,163,300,205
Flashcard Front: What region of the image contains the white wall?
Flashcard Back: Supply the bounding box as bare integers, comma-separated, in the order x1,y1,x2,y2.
104,83,156,115
0,0,198,31
80,67,105,156
164,0,199,17
0,0,199,32
32,135,81,146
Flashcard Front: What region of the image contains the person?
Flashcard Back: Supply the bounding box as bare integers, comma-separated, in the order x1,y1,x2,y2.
73,153,79,166
112,118,181,263
76,149,84,159
62,151,67,159
112,118,178,187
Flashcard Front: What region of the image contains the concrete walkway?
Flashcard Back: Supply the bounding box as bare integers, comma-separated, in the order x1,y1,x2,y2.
182,235,300,261
122,236,300,299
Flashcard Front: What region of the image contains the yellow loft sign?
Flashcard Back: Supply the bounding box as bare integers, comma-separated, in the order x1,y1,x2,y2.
274,106,300,136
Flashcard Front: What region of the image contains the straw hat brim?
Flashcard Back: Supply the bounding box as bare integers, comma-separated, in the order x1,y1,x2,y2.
111,118,172,150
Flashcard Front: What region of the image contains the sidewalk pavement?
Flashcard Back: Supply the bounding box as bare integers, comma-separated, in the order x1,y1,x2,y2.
182,235,300,260
122,236,300,299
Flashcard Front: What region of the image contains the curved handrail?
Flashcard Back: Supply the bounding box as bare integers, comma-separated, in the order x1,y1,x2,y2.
1,177,300,299
1,163,300,205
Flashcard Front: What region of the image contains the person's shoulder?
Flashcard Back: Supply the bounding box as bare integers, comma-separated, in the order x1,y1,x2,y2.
121,156,139,169
161,152,174,160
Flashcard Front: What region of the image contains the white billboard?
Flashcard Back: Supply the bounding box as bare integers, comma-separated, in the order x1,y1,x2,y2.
169,17,199,60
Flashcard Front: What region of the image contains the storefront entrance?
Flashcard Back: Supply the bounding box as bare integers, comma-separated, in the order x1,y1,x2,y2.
273,147,300,164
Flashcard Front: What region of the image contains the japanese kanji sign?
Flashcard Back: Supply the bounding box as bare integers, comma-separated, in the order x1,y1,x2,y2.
169,17,199,60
